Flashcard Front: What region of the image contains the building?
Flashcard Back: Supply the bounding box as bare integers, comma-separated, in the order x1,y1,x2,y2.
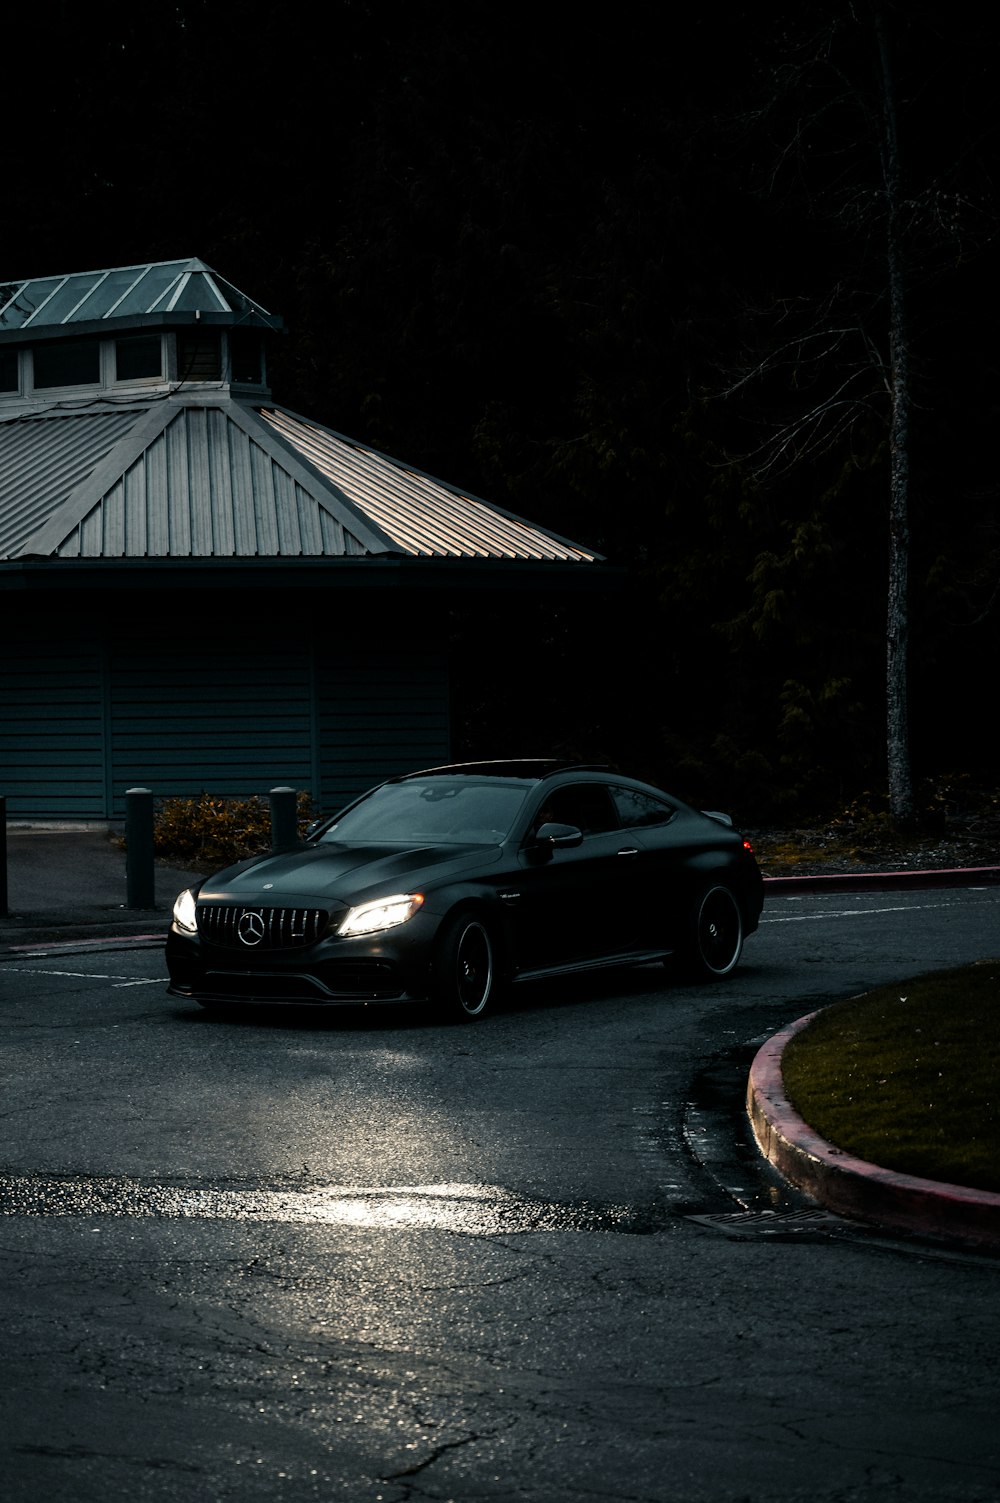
0,258,610,822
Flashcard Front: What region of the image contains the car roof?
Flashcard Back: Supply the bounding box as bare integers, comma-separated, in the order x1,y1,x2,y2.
396,759,611,783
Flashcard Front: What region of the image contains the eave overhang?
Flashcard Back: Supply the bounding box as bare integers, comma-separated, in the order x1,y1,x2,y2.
0,554,625,593
0,257,281,339
0,310,283,347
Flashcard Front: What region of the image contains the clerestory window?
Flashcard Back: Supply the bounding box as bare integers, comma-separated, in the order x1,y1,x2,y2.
0,347,17,392
32,338,101,389
115,335,162,382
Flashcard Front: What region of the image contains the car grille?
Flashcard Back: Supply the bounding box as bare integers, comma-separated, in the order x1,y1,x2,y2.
196,904,330,949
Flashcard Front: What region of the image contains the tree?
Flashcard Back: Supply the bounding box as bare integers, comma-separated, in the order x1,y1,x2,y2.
715,1,998,827
874,4,914,826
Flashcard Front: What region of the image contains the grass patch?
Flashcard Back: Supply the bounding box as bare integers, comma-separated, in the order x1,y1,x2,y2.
781,961,1000,1193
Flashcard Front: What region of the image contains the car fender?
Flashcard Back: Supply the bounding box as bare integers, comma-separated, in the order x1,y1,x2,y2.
418,880,517,981
681,850,762,923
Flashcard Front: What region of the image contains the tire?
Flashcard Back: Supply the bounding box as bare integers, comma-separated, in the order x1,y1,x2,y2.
681,883,744,981
431,914,497,1021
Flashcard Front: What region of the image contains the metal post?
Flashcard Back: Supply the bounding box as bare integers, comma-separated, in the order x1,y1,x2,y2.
269,787,298,854
125,787,156,910
1,795,7,919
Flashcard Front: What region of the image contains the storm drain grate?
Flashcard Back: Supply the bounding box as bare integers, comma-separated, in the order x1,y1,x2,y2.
684,1207,849,1238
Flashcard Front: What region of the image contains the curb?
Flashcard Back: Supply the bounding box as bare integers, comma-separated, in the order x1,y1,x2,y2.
747,1012,1000,1249
0,915,171,956
0,933,164,956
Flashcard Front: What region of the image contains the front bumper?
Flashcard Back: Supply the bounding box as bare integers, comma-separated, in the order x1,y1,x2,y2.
165,917,437,1006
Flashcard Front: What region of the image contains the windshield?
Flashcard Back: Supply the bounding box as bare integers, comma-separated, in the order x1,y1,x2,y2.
317,778,529,845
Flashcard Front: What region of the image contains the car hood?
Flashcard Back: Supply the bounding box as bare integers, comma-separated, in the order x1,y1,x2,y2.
195,841,497,906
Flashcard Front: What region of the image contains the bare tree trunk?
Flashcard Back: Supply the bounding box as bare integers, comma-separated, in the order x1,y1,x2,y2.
876,6,916,829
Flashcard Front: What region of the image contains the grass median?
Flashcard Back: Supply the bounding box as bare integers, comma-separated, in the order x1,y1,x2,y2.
779,960,1000,1194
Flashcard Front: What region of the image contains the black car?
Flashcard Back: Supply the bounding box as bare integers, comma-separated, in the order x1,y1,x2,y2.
166,760,764,1021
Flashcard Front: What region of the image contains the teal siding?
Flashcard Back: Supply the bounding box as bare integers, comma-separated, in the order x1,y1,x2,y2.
1,608,451,821
316,652,451,814
0,631,107,817
109,649,314,804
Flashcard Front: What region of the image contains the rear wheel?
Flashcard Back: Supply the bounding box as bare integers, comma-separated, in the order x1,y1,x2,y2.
431,914,496,1021
681,883,744,981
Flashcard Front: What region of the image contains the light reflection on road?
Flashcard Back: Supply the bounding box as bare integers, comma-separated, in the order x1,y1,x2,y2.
0,1175,656,1233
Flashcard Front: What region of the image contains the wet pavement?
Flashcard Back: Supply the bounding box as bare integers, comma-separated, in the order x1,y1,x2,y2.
0,1174,657,1233
0,826,202,947
4,879,1000,1500
3,827,1000,1249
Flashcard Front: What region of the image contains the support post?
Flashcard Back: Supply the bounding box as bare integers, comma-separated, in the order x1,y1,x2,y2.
126,787,156,910
269,787,298,854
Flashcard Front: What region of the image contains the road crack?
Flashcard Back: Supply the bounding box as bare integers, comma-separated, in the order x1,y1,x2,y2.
383,1419,516,1481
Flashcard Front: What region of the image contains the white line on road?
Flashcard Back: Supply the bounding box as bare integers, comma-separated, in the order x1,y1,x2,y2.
761,894,998,923
1,967,163,985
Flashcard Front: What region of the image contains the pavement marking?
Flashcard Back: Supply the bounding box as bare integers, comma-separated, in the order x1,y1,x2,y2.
760,894,998,923
1,964,165,990
2,967,121,979
763,903,920,923
0,966,162,985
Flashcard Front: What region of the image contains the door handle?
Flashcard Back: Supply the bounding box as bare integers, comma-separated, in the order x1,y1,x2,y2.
617,847,639,857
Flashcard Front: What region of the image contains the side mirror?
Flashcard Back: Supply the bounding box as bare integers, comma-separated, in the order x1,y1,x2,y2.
530,821,584,858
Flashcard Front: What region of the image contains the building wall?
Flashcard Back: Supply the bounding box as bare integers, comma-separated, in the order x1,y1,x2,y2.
1,595,450,821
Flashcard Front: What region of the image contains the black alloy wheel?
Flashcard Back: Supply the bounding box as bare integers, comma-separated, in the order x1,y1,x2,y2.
684,883,744,981
433,914,496,1020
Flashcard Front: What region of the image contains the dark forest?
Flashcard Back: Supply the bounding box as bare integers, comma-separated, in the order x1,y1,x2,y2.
7,1,998,824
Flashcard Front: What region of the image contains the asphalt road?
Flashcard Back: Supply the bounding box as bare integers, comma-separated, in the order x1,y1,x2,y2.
1,882,999,1501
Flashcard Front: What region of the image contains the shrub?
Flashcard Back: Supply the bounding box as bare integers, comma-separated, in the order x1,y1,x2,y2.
152,791,317,871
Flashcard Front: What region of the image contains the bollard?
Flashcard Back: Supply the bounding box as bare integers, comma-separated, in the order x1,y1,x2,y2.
125,787,156,909
269,787,298,854
1,794,7,919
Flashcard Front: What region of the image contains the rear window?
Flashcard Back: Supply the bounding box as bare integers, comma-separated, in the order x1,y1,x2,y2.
611,786,677,828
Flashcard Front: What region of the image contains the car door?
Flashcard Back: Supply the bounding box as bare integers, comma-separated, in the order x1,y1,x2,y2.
513,782,643,970
608,784,690,947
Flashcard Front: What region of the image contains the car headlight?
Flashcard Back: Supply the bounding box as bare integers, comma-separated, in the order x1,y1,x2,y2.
172,887,199,935
338,893,424,937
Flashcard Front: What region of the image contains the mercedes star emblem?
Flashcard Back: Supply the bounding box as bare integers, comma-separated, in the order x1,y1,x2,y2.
238,909,266,946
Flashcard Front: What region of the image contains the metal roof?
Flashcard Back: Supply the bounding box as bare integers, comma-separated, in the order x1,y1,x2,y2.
1,257,600,570
0,408,141,559
260,409,599,562
0,258,278,335
0,394,602,564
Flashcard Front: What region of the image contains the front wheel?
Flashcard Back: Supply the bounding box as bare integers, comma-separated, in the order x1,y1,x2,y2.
680,883,744,981
431,914,497,1021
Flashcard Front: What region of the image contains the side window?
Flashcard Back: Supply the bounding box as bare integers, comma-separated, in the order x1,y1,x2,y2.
611,786,677,829
229,330,264,385
115,335,163,382
0,347,18,393
535,784,619,836
32,338,100,389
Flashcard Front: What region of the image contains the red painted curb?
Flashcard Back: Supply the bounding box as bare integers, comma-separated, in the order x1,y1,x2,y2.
747,1012,1000,1248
